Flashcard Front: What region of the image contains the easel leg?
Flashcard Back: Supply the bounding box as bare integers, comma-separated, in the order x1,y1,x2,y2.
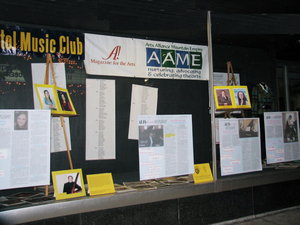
60,116,73,169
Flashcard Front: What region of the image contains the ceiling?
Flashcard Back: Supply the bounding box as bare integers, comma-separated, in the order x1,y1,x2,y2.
1,0,300,62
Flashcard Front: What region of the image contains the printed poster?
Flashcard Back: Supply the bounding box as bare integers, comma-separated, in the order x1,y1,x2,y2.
219,118,262,176
264,111,300,164
0,110,51,190
138,115,194,180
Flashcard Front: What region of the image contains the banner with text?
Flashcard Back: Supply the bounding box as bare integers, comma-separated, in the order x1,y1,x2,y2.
84,33,209,80
0,24,84,60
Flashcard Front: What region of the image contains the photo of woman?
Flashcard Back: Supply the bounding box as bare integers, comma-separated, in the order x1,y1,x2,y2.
58,91,73,111
236,91,249,105
14,111,28,130
43,89,57,110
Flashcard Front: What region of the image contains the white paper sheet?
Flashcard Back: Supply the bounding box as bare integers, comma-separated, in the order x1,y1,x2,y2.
0,110,51,190
86,79,115,160
128,84,158,140
138,115,194,180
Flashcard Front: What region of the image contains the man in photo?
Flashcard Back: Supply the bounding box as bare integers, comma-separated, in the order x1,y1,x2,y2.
217,90,232,106
63,175,82,194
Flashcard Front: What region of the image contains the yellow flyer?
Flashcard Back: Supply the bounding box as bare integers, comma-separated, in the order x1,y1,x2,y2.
193,163,214,184
87,173,115,196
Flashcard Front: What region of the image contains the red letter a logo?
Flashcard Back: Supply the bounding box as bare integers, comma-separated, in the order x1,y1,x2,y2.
102,46,121,60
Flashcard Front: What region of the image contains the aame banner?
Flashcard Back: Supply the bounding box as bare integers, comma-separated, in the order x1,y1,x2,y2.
84,33,209,80
0,25,84,60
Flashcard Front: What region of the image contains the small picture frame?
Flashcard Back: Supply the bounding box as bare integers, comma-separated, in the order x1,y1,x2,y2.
34,84,60,114
56,87,76,115
214,86,233,110
52,169,86,200
232,86,251,109
34,84,76,116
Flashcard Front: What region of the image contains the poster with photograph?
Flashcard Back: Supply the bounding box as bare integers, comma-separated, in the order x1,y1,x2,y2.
0,110,51,190
138,115,194,180
219,118,262,176
52,169,86,200
264,111,300,164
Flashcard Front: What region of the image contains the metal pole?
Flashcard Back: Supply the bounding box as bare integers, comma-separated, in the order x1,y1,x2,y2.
207,11,217,181
284,66,290,111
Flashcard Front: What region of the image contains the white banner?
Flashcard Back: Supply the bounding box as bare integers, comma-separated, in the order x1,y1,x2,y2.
84,33,209,80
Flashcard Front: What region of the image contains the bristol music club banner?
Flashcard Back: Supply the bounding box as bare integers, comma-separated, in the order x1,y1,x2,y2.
84,33,209,80
0,24,84,60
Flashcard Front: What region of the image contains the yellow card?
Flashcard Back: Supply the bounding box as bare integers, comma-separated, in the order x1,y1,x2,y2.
87,173,115,196
193,163,214,184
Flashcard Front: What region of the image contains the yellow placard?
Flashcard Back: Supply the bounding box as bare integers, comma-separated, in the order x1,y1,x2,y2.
87,173,115,196
193,163,214,184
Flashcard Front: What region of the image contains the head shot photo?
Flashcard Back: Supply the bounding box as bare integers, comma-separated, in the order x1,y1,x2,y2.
14,111,28,130
216,88,232,106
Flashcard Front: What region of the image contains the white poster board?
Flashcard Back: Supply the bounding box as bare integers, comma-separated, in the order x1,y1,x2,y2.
219,118,262,176
86,79,116,160
0,110,51,190
31,63,72,153
138,115,194,180
264,111,300,164
128,84,158,140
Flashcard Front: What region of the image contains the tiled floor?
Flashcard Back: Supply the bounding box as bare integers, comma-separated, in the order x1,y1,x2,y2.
214,207,300,225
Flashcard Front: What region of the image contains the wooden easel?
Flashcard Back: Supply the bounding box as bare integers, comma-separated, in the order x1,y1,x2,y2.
43,53,74,195
224,61,245,118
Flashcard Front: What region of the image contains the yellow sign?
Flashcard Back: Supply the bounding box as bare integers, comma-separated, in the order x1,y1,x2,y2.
193,163,213,184
87,173,115,196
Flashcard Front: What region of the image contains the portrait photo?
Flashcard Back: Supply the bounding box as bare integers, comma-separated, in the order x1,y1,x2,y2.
214,86,233,109
52,169,86,200
233,86,251,108
282,112,298,143
34,84,59,113
56,87,76,115
14,111,28,130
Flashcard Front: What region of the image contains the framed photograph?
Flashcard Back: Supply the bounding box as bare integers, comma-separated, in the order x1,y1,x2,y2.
232,86,251,109
34,84,76,116
34,84,60,114
214,86,233,110
56,87,76,115
52,169,86,200
214,86,251,110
